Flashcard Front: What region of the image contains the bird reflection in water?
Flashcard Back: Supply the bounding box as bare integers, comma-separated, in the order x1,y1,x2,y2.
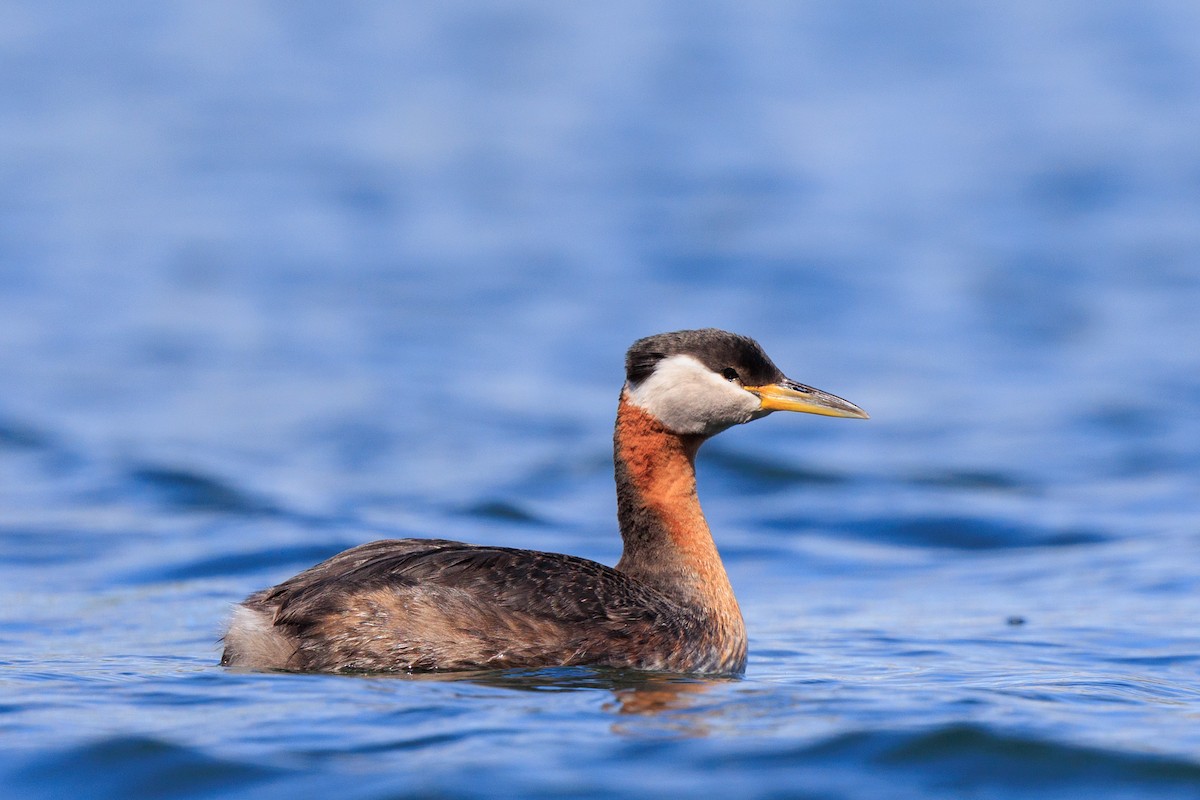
387,667,728,737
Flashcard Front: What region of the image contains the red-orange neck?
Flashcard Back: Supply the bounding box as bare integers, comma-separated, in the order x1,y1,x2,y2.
612,393,742,627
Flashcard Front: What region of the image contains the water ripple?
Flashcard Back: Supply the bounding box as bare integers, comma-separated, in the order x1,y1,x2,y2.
5,737,283,800
833,515,1106,550
0,418,53,451
124,465,279,516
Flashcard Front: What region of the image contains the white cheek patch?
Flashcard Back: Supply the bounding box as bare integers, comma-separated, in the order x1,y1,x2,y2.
626,354,763,435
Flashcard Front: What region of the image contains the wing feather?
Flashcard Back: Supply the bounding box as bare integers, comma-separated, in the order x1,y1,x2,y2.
236,539,696,671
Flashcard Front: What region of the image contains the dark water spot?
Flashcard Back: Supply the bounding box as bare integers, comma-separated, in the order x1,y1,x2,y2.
0,418,53,450
723,543,797,563
907,469,1031,493
876,725,1200,786
835,516,1105,550
131,333,203,368
125,465,278,516
1085,404,1166,437
1027,163,1130,216
459,499,547,525
334,177,400,222
693,725,1200,796
706,449,849,491
707,726,1200,792
303,731,479,758
124,544,349,584
6,736,282,800
1111,653,1200,667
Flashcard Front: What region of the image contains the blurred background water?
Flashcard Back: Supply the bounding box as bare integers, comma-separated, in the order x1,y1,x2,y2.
2,2,1199,798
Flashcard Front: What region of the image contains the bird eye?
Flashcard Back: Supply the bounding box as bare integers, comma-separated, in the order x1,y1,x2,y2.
721,368,740,382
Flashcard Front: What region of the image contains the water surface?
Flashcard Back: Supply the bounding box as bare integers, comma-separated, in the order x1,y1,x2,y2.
2,2,1199,798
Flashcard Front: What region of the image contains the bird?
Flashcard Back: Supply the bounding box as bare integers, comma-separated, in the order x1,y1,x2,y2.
220,328,868,675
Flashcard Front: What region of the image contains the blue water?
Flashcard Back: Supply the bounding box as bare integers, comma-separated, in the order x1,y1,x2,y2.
3,2,1200,798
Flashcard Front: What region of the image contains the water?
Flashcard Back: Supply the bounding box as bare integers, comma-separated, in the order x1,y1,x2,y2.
2,2,1200,798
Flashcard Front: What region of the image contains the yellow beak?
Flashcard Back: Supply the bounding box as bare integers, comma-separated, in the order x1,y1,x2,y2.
745,379,869,419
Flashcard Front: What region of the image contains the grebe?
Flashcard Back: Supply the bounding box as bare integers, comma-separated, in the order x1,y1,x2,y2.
221,329,868,675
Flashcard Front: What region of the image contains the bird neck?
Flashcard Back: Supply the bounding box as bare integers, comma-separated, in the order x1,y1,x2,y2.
612,392,742,622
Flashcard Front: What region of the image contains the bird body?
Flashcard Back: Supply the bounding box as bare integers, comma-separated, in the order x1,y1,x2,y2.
221,329,867,674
